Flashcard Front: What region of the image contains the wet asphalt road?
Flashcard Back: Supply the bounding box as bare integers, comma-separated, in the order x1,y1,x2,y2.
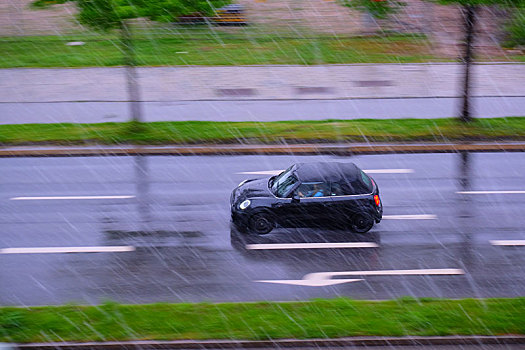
1,152,524,305
2,97,525,124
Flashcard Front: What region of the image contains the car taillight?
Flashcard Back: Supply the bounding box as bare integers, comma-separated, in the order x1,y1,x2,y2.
373,195,381,207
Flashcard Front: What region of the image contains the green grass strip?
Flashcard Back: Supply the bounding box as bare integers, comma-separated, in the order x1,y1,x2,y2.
1,118,525,146
1,30,523,68
0,298,524,343
0,33,439,68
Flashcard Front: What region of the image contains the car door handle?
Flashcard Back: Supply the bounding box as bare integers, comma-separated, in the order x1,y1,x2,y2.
273,203,283,208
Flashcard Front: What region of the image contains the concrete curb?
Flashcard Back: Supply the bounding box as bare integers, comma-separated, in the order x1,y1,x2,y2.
1,143,525,157
10,336,525,349
4,94,524,103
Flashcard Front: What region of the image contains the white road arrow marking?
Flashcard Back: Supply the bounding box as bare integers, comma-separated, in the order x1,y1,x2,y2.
0,246,135,254
258,278,364,287
247,242,378,250
257,268,464,287
10,196,135,200
490,240,525,246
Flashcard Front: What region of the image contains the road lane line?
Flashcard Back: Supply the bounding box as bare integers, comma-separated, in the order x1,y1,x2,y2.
457,191,525,194
257,268,464,287
0,246,135,254
237,170,283,175
490,240,525,246
237,169,414,175
383,214,437,220
246,242,378,250
10,195,135,200
363,169,414,174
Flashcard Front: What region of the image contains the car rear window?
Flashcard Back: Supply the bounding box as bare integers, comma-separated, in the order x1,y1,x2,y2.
332,171,373,196
360,170,374,192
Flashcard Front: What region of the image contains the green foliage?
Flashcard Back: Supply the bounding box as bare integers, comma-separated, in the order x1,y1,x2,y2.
31,0,71,8
505,9,525,46
76,0,120,31
32,0,232,29
127,0,232,22
339,0,405,19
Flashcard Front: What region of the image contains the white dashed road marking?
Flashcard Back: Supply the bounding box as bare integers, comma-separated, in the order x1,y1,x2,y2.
10,196,135,200
490,240,525,246
237,170,283,175
363,169,414,174
383,215,437,220
0,246,135,254
237,169,414,175
246,242,378,250
457,191,525,195
257,268,465,287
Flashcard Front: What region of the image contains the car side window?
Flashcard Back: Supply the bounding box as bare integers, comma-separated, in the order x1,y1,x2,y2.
297,182,329,198
337,179,371,195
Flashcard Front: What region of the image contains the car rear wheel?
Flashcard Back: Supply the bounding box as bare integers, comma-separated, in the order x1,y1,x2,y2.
249,213,274,235
350,213,374,233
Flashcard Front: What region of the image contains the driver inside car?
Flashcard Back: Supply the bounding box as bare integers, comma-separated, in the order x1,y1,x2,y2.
298,183,326,198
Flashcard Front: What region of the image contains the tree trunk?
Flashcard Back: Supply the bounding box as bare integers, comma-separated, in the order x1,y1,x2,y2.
120,20,142,123
460,5,476,123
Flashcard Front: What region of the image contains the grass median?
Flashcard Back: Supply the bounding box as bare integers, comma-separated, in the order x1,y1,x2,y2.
0,298,524,343
0,32,437,68
1,117,524,146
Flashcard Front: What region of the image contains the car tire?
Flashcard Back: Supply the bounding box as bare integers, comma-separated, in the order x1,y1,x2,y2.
249,213,274,235
350,213,374,233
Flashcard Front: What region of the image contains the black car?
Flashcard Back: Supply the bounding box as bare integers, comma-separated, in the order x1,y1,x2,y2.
230,162,382,234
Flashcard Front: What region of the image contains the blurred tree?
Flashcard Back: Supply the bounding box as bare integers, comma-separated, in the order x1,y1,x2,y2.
340,0,404,20
340,0,405,33
32,0,230,123
436,0,523,122
504,7,525,46
341,0,523,123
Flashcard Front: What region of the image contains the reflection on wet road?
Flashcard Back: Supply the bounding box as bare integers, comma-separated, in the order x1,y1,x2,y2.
1,152,524,305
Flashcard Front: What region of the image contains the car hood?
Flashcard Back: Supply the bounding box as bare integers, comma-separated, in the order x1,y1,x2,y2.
233,178,274,202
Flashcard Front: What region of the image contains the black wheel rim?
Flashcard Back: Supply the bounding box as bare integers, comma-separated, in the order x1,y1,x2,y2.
253,215,272,234
353,214,373,233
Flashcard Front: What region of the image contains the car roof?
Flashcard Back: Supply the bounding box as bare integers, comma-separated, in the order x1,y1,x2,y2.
294,162,361,183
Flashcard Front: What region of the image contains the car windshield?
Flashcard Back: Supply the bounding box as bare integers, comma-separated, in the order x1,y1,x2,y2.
271,167,298,197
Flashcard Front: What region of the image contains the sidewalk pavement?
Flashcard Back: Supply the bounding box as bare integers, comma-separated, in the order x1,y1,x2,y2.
1,63,524,103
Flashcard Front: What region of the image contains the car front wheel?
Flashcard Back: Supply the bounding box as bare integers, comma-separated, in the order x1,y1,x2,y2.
249,213,274,235
350,213,374,233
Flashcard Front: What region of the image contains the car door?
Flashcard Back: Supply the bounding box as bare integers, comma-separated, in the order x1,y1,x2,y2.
291,182,332,227
327,181,371,226
296,196,332,227
271,197,304,227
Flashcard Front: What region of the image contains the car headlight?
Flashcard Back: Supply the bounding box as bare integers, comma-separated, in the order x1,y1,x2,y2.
238,179,248,187
239,199,251,210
